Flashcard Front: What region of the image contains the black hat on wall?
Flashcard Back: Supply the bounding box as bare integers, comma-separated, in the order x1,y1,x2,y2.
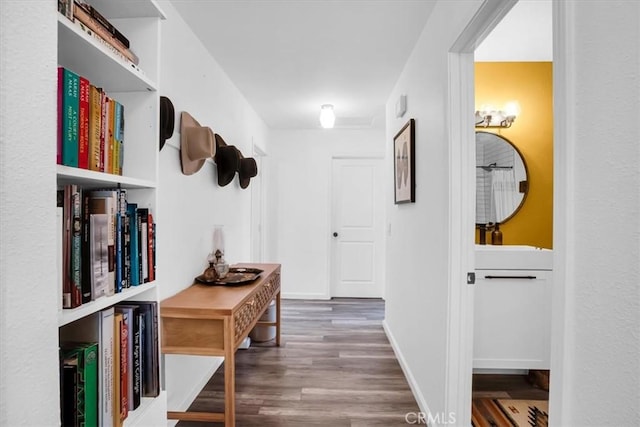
238,153,258,189
214,134,240,187
159,96,175,151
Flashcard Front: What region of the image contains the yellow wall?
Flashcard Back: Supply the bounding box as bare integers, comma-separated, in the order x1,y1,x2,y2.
475,62,553,248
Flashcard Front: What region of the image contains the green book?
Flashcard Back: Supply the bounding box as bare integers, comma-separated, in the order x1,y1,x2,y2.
61,67,79,167
61,342,98,427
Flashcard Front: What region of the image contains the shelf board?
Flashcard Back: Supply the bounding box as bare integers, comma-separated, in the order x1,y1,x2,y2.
90,0,167,19
123,391,167,427
59,282,157,326
57,165,156,189
58,15,157,92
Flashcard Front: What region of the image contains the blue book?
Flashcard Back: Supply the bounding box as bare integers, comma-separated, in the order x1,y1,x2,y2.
61,68,79,167
127,203,139,286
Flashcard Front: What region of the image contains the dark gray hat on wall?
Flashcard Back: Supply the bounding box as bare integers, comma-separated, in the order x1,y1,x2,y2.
214,134,240,187
159,96,175,151
238,152,258,189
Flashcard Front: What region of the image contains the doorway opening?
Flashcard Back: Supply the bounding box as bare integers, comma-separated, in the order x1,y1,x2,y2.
470,1,553,425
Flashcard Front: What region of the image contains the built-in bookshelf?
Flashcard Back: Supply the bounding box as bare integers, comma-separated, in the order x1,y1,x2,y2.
56,1,167,426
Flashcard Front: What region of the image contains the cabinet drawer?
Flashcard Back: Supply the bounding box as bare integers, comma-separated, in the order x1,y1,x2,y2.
233,274,280,344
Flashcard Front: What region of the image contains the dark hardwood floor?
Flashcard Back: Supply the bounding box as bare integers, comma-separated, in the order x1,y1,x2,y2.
177,298,420,426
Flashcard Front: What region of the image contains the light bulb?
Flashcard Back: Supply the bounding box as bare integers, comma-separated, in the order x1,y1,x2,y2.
319,104,335,129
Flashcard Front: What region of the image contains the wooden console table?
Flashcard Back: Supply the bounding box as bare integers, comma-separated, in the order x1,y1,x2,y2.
161,263,281,426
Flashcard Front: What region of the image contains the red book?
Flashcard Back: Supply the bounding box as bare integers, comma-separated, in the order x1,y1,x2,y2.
119,311,129,422
78,76,90,169
57,67,63,165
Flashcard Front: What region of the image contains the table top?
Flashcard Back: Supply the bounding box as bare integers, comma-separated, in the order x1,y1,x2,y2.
160,263,281,317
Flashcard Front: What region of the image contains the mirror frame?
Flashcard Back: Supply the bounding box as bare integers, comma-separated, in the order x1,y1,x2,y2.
475,131,529,225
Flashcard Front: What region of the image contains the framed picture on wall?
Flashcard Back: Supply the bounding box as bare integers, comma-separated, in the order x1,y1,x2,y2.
393,118,415,204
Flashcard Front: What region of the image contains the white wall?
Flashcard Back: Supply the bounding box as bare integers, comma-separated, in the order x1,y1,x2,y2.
551,1,640,425
268,129,385,299
156,1,269,414
382,0,482,419
0,2,60,425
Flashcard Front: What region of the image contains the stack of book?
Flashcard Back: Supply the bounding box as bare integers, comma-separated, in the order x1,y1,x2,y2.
57,185,156,309
60,302,160,426
58,66,125,175
58,0,139,68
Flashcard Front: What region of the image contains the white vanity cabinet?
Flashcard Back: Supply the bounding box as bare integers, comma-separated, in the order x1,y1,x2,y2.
473,246,552,370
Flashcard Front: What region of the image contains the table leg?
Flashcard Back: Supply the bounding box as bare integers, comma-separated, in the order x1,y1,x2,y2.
275,291,281,347
224,317,235,426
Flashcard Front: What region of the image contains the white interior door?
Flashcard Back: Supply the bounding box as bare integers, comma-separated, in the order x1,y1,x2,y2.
330,157,384,298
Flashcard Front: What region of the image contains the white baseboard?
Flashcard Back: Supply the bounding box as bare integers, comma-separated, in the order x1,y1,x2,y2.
282,292,330,300
382,319,431,416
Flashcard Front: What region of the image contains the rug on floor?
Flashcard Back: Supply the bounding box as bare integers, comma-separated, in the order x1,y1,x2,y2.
472,399,548,427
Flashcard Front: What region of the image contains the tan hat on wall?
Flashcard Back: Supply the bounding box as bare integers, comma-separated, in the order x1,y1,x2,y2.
180,112,216,175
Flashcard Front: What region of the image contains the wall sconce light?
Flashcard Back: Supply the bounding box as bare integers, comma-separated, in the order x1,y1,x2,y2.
319,104,335,129
475,102,520,128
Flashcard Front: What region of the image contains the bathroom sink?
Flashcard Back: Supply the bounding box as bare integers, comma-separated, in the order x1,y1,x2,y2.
475,244,552,270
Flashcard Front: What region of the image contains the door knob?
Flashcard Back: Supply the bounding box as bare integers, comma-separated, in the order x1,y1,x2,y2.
333,232,338,237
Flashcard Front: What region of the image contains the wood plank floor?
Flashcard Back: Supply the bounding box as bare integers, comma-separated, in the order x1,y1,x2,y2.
177,298,420,426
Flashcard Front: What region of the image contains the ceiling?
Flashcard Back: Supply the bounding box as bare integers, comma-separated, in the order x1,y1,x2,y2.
170,0,436,130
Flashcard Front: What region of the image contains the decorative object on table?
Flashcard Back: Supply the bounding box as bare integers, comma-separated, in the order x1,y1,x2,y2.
180,112,216,175
195,267,263,286
490,222,503,245
393,118,415,204
213,134,240,187
211,225,229,278
238,151,258,189
159,96,175,151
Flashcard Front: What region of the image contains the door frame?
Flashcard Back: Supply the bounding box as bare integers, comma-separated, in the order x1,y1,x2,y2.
251,143,267,262
328,154,385,299
444,0,518,421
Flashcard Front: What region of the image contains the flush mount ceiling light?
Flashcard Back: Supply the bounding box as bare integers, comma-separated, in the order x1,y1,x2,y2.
319,104,335,129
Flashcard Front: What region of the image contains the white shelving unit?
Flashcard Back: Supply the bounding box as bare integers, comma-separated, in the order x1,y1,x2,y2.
56,1,166,425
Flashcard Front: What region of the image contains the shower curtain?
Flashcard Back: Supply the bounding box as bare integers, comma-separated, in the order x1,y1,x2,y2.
490,169,518,222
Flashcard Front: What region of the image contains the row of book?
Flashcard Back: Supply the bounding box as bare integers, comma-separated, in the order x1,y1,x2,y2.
60,302,160,427
59,0,140,67
58,66,125,175
58,185,156,309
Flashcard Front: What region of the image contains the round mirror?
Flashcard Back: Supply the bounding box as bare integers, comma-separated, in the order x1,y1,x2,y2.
476,131,528,225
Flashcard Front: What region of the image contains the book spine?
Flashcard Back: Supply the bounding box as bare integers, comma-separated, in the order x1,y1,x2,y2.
62,187,71,308
113,312,123,427
99,93,108,172
119,312,129,422
70,185,82,308
137,209,149,283
147,213,154,282
78,76,90,169
57,67,63,165
115,102,124,176
108,98,115,175
85,3,131,49
88,85,102,171
62,68,79,168
126,204,139,286
80,192,92,303
131,310,141,409
58,0,74,20
118,190,129,290
115,212,122,294
83,344,99,426
72,4,137,65
99,308,114,427
89,213,109,300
